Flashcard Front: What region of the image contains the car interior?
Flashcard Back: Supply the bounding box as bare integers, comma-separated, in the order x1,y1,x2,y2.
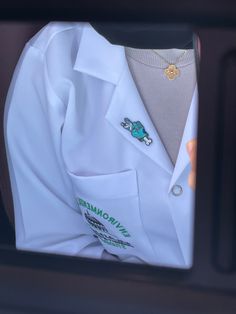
0,1,236,313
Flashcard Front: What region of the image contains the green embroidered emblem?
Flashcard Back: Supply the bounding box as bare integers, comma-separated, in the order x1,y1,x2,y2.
76,198,133,250
121,118,152,146
77,197,131,238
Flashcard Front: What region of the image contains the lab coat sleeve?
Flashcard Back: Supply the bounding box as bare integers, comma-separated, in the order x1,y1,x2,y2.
4,42,117,260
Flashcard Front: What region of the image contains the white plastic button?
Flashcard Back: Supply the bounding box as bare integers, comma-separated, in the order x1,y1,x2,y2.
171,185,183,196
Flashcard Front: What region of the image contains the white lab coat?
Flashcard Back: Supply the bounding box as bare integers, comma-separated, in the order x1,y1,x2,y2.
4,22,198,268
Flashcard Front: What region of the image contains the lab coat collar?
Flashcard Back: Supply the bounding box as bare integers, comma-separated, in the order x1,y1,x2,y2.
74,23,174,174
74,24,197,180
74,23,125,85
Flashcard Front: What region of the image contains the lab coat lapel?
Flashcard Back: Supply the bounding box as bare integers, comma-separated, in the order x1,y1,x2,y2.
105,62,173,175
168,85,198,192
74,23,173,174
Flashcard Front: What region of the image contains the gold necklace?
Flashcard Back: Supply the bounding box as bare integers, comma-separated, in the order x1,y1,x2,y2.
152,49,187,80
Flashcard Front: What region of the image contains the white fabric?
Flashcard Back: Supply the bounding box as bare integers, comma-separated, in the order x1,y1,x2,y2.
4,22,198,268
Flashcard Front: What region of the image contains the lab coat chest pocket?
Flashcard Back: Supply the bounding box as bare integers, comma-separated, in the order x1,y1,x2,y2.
67,169,153,260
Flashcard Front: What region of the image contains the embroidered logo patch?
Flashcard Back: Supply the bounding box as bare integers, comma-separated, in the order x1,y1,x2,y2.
121,117,152,146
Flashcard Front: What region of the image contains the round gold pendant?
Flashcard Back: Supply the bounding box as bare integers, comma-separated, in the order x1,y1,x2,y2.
164,64,180,80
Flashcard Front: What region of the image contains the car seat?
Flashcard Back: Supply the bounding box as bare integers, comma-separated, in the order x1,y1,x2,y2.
0,22,45,240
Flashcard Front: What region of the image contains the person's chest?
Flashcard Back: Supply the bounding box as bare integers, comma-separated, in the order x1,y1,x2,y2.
57,59,197,268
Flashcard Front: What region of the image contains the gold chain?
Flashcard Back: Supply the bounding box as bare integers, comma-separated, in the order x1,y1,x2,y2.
152,49,187,66
152,49,187,80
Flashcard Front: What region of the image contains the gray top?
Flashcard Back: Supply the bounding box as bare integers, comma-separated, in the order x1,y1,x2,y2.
125,47,197,165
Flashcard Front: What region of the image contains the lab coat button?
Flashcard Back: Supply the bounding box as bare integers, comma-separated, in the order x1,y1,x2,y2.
171,185,183,196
